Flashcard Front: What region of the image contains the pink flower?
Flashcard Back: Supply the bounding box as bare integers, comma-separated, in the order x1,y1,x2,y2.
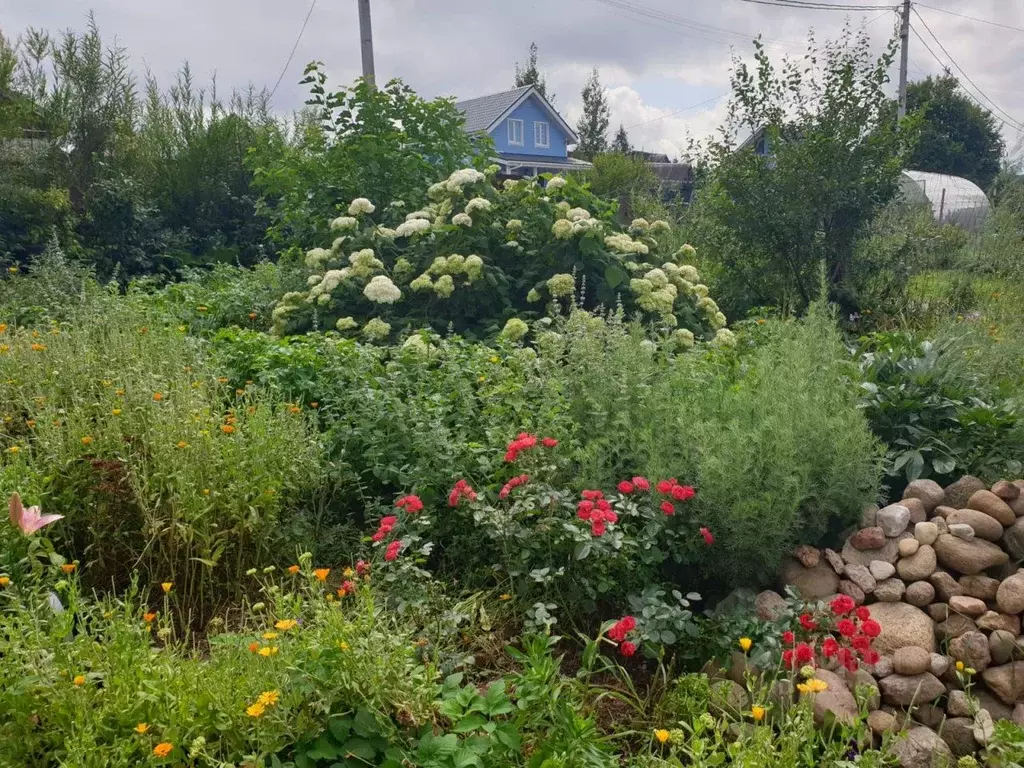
9,493,63,536
655,480,673,494
631,477,650,491
671,485,695,502
617,480,635,494
620,641,637,657
660,501,675,516
700,527,714,545
619,616,636,631
355,560,370,576
395,495,424,513
541,437,558,448
590,521,606,537
384,541,402,561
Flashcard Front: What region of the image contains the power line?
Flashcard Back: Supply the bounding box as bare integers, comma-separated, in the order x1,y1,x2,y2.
738,0,899,10
270,0,318,99
908,24,1024,133
624,94,727,129
910,8,1024,132
914,3,1024,35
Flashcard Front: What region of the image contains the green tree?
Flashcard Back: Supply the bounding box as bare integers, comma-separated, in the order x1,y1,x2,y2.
514,42,551,101
687,27,912,315
611,123,631,153
575,68,609,160
906,74,1004,190
249,65,484,253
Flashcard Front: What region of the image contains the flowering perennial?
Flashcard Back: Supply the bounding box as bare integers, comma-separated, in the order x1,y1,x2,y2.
498,474,530,500
448,479,477,507
576,491,619,537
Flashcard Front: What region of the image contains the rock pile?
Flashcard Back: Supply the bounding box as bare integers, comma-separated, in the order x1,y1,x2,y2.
771,476,1024,766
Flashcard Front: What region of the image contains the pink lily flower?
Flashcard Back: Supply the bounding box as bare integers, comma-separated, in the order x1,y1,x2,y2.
9,492,63,536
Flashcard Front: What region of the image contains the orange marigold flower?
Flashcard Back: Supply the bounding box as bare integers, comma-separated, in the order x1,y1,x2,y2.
287,565,300,575
0,576,10,587
80,436,93,446
314,568,330,582
30,343,46,352
202,488,210,495
152,392,163,402
115,389,124,396
135,722,150,734
153,742,173,758
220,424,235,434
274,619,298,631
248,641,260,653
143,612,157,623
289,405,301,414
73,675,85,686
61,563,76,574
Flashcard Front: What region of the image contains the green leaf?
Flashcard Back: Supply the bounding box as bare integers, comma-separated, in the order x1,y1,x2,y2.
454,713,488,733
574,541,592,560
932,456,956,474
604,264,627,289
340,737,376,762
453,748,483,768
418,733,460,761
352,708,378,738
328,716,352,742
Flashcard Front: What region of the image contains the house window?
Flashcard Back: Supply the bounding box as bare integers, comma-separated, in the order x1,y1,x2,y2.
507,118,524,146
534,121,550,148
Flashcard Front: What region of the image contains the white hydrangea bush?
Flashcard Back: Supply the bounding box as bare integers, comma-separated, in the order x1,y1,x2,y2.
271,167,728,346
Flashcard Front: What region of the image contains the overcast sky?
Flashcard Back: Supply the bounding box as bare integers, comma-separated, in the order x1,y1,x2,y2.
3,0,1023,159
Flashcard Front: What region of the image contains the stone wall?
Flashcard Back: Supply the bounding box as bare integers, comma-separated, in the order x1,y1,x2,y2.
773,476,1024,764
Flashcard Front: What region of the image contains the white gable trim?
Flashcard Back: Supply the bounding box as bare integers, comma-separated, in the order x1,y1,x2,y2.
486,86,578,144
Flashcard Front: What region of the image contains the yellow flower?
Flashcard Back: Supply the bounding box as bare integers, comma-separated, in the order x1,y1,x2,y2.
202,488,210,495
0,345,8,353
6,446,20,454
257,690,280,707
756,318,766,325
751,705,766,721
246,701,266,717
177,325,187,332
258,646,278,657
0,323,6,333
313,568,330,582
161,582,173,594
339,641,349,651
489,356,500,364
217,377,229,384
135,722,150,734
153,742,173,757
262,631,278,640
499,593,512,601
0,576,10,587
152,392,163,401
175,441,189,449
738,637,752,652
7,267,17,274
30,343,46,352
25,419,35,427
73,675,86,686
61,563,76,574
81,436,94,446
653,729,670,744
342,567,354,578
248,312,257,320
956,661,964,672
235,388,245,396
115,389,124,396
111,408,121,416
797,678,828,694
965,667,976,676
275,619,298,631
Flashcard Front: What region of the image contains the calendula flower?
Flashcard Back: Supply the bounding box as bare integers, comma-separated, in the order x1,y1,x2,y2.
262,632,278,640
135,723,150,734
202,488,210,495
797,678,829,694
751,706,766,721
0,576,10,587
6,446,20,454
499,594,512,601
248,641,260,653
339,641,349,651
153,742,173,758
257,690,280,707
80,436,94,446
738,637,752,652
288,565,300,574
161,582,173,594
30,343,46,352
73,675,86,686
246,702,266,718
258,646,279,657
313,568,330,582
220,424,235,434
956,661,964,671
275,619,298,631
61,563,76,574
143,612,157,623
653,729,670,744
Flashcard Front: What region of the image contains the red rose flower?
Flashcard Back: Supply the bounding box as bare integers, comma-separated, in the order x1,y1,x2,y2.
395,495,423,513
617,480,635,494
700,527,714,545
863,649,880,665
355,560,369,576
384,540,402,561
581,489,604,501
799,613,817,631
591,521,607,537
620,641,637,657
782,630,795,645
380,516,398,528
671,484,696,501
822,637,839,658
855,606,871,622
837,647,858,672
837,619,857,638
860,619,881,638
632,477,650,491
541,437,558,448
782,649,795,668
852,634,872,653
795,643,814,665
829,595,855,616
620,616,636,631
371,530,387,542
656,480,673,494
660,501,675,516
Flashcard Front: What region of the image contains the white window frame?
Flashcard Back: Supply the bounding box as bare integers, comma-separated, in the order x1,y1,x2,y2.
534,120,550,148
507,118,524,146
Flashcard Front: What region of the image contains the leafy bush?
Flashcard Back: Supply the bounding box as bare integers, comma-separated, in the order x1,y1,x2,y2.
270,167,726,345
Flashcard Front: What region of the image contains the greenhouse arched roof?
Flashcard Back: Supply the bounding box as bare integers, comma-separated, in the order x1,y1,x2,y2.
898,170,990,231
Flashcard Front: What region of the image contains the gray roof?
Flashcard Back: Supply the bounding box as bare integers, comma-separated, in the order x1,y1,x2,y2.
455,85,533,133
496,153,592,171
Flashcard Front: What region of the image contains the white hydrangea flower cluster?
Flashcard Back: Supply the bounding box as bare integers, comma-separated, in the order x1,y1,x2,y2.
552,219,574,240
546,273,575,298
630,218,650,232
465,197,491,213
712,328,737,347
402,334,432,356
363,317,391,341
363,275,402,304
409,253,483,298
330,216,358,231
335,317,358,332
500,317,530,342
546,176,567,190
605,233,649,255
376,227,397,240
348,248,384,278
506,219,523,231
405,210,431,221
566,208,590,222
650,220,671,234
452,213,473,227
444,168,485,192
305,247,331,269
348,198,375,216
395,218,432,238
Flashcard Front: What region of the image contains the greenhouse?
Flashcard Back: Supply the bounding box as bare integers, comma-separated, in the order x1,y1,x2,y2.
898,169,990,231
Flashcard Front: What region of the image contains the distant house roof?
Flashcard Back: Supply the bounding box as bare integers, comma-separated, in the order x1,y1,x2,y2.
455,85,578,144
650,162,692,184
496,152,592,172
630,150,672,164
736,125,767,153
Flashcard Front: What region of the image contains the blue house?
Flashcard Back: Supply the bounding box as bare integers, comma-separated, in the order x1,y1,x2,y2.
455,85,592,177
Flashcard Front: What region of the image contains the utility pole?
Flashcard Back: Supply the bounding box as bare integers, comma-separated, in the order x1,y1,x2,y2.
358,0,376,90
897,0,911,121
